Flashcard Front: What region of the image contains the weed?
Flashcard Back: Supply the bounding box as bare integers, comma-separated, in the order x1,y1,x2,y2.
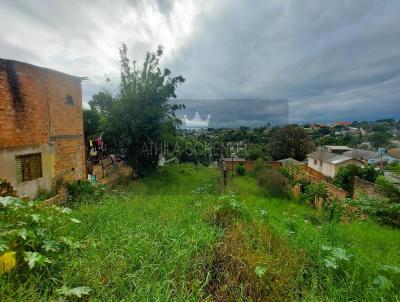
206,221,309,301
67,180,106,206
204,194,247,228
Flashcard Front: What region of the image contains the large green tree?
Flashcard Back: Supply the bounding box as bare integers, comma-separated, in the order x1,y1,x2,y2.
268,125,314,161
104,44,185,173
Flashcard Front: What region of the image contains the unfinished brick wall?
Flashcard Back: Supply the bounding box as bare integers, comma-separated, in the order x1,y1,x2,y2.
0,59,86,197
353,177,382,199
224,160,282,172
301,165,328,181
0,60,49,148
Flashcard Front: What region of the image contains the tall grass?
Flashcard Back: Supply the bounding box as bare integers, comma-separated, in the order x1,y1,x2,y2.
1,164,399,301
232,174,400,301
1,164,221,301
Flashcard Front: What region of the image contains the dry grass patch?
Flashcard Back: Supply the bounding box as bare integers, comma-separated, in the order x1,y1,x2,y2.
205,220,309,301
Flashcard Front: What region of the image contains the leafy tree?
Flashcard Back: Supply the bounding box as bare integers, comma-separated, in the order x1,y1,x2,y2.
88,91,114,117
334,164,382,195
95,44,185,173
333,164,360,194
358,165,382,183
268,125,314,161
370,132,391,148
83,109,100,141
245,144,267,160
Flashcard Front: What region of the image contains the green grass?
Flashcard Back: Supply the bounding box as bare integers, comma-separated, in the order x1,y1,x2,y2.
1,164,399,301
1,164,221,301
232,174,400,301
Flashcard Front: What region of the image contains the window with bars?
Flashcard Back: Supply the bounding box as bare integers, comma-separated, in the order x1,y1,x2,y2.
15,153,42,183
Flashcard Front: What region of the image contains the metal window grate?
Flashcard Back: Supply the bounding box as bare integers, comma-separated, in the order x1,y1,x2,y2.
15,153,42,183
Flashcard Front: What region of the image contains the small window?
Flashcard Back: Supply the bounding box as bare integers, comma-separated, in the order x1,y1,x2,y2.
320,160,323,167
65,95,74,105
16,153,42,183
314,159,317,165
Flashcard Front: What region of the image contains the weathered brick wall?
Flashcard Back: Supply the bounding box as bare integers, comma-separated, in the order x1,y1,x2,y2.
301,165,328,181
224,160,282,172
307,175,347,200
53,138,85,183
0,59,85,191
0,60,49,148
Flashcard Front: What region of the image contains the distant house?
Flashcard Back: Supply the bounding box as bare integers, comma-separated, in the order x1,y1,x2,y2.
307,151,363,178
389,140,400,148
343,148,398,164
324,145,352,155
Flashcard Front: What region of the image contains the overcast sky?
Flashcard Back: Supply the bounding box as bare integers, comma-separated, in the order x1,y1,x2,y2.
1,0,400,124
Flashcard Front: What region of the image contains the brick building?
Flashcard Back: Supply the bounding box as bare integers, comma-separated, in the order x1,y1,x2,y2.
0,59,86,198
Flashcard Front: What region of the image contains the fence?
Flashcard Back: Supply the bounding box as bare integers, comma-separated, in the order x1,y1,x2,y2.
300,165,328,181
300,165,347,200
307,175,347,200
220,159,347,201
223,160,282,172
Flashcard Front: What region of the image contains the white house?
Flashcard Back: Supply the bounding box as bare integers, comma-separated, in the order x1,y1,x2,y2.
307,151,363,178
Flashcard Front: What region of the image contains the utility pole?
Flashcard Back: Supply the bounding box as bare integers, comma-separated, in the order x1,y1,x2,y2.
231,152,236,193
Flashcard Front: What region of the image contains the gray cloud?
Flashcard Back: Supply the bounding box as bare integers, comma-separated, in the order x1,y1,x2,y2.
1,0,399,124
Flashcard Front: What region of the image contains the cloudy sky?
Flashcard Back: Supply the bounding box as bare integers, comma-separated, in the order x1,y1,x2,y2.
1,0,400,125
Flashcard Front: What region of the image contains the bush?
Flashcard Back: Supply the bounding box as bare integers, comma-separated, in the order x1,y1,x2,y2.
334,165,382,194
359,165,382,183
253,158,267,177
67,181,106,206
376,176,400,200
279,163,304,185
257,168,290,198
333,165,360,193
0,196,81,274
343,195,400,227
304,182,330,207
236,163,246,176
204,194,246,228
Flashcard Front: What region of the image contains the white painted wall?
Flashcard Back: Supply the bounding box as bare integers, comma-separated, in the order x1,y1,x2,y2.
307,157,363,178
0,144,55,199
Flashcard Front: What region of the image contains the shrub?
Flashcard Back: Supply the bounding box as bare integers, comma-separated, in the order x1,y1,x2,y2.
0,196,81,274
253,158,267,177
279,163,304,185
342,195,400,226
36,188,55,201
236,163,246,176
206,221,308,301
204,194,246,228
359,165,382,183
334,165,382,194
333,164,360,193
67,181,106,206
257,168,290,198
304,182,330,207
376,175,400,200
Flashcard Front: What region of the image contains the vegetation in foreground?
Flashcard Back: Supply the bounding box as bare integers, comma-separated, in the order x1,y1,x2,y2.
1,164,399,301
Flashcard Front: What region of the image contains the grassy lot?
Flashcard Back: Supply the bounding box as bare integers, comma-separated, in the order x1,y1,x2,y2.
1,164,399,301
233,175,400,301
